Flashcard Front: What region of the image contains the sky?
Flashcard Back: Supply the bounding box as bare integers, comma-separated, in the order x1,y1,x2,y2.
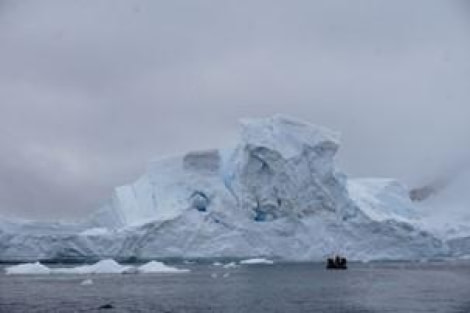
1,0,469,221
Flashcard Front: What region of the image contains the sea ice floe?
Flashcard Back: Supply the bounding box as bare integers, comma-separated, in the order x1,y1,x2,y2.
240,258,274,265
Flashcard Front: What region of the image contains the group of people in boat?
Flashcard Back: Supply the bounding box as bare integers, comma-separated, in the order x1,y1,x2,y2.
326,255,347,269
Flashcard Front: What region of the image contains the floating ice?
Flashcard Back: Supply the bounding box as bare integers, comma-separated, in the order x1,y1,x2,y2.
5,262,51,275
4,259,188,275
80,279,93,286
137,261,189,273
240,258,274,265
53,259,133,274
223,262,239,269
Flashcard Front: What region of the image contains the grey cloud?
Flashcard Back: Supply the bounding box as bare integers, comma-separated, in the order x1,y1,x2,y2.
1,0,469,220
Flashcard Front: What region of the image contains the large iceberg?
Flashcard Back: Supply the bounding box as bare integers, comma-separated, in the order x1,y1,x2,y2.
0,115,459,262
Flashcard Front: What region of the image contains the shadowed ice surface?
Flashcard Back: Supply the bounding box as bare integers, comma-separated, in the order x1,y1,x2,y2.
1,262,470,313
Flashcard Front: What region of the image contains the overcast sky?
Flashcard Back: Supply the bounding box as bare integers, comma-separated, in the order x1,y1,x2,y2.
1,0,469,221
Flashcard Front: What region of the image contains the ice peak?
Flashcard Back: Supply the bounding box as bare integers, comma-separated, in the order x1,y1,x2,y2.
239,115,340,159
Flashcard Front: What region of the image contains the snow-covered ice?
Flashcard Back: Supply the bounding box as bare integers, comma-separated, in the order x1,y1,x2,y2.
347,178,419,223
415,166,470,240
80,227,111,237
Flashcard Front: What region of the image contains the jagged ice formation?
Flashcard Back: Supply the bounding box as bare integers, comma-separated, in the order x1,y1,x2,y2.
0,115,461,262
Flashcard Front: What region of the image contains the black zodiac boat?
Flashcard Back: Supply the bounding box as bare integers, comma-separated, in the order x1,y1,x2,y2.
326,256,348,270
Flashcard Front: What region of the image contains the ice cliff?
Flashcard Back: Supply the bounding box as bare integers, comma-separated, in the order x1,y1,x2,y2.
0,115,459,262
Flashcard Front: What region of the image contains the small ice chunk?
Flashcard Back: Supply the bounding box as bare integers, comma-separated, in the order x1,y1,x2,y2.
210,273,218,279
240,258,274,265
5,262,51,275
222,262,238,269
80,279,93,286
222,272,230,278
212,262,223,266
138,261,189,273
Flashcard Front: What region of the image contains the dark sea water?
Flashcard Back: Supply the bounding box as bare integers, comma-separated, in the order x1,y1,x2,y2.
1,261,470,313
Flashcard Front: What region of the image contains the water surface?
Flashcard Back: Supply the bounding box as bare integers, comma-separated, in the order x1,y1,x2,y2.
1,262,469,313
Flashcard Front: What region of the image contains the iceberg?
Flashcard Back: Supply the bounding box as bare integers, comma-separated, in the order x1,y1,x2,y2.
53,259,133,274
5,262,51,275
0,115,459,261
138,261,189,273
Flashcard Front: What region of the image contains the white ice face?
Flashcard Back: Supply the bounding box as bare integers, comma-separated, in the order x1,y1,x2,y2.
0,115,464,262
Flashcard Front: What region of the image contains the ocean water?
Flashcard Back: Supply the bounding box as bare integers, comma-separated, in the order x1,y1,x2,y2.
1,262,470,313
